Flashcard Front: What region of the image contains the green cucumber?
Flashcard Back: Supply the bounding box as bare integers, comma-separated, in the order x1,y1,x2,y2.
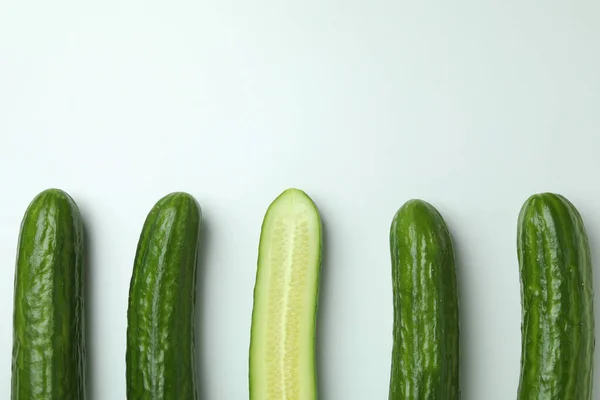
11,188,86,400
389,199,460,400
517,193,594,399
249,188,323,400
126,192,202,400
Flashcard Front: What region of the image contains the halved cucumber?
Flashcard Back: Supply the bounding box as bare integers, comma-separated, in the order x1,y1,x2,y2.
249,188,323,400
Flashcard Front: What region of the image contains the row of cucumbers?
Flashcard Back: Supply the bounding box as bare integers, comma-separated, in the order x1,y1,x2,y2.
10,188,594,400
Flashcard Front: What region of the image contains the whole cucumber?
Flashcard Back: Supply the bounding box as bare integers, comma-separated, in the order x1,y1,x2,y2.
389,199,460,400
126,192,202,400
517,193,594,399
11,188,86,400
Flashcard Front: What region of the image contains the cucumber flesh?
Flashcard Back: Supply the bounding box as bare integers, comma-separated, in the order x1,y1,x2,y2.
249,189,323,400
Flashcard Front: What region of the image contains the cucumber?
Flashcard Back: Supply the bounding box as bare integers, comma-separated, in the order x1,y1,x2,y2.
126,192,202,400
389,199,460,400
249,188,323,400
11,188,86,400
517,193,594,399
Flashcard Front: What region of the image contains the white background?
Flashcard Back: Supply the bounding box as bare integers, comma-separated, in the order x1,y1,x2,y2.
1,1,600,399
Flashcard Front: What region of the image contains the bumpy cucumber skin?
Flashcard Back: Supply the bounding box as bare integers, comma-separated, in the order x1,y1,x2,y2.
126,192,202,400
249,188,323,400
389,199,460,400
11,189,86,400
517,193,594,400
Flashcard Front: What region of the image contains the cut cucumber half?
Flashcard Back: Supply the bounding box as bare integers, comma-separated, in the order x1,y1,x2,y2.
249,188,323,400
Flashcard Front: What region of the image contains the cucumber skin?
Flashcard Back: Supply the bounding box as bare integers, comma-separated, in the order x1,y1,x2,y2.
389,200,460,400
517,193,594,400
11,189,86,400
126,192,202,400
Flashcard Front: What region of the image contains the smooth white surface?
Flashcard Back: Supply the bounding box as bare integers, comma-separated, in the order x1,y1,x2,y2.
1,1,600,399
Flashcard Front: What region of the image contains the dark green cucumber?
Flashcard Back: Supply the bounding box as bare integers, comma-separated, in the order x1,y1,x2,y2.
11,189,86,400
517,193,594,400
126,192,202,400
389,199,460,400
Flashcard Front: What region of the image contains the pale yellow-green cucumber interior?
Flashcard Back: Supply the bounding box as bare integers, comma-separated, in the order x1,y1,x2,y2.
250,189,322,400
